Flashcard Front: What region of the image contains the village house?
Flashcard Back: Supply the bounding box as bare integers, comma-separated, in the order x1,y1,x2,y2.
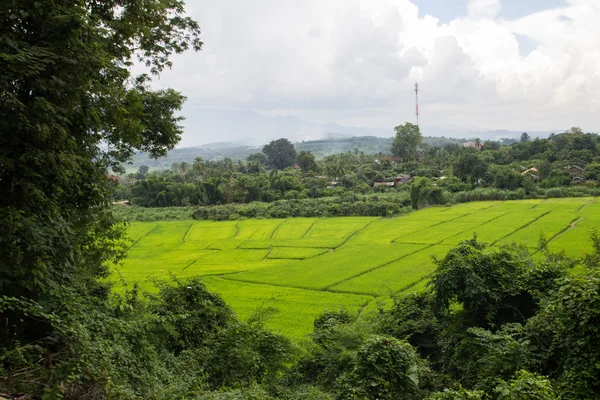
374,156,400,164
521,167,538,175
373,182,395,188
565,165,584,176
463,141,483,150
394,174,412,185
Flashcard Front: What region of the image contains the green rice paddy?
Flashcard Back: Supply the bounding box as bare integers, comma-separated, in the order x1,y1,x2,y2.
114,198,599,338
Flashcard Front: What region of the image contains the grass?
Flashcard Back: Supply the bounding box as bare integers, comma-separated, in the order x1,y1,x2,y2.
114,199,599,339
226,243,427,290
329,245,452,296
202,276,372,338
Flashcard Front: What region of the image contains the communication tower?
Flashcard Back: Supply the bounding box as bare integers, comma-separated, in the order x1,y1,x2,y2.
415,82,420,127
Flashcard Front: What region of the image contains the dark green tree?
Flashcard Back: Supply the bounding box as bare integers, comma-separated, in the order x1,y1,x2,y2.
521,132,530,142
353,335,426,400
410,177,432,210
391,122,422,161
454,153,488,184
0,0,201,393
247,152,268,165
296,150,319,172
495,370,559,400
262,138,297,170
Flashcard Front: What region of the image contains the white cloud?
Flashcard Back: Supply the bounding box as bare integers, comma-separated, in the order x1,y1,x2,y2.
146,0,600,144
467,0,501,20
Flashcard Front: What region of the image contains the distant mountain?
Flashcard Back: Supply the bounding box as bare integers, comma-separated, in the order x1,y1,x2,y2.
418,127,561,141
125,106,565,172
178,107,390,147
178,107,561,147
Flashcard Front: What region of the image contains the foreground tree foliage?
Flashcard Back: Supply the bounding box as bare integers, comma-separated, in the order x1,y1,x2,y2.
0,0,207,397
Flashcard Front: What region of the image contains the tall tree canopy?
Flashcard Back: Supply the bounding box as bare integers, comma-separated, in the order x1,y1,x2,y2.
296,150,318,172
0,0,201,340
391,122,422,161
262,138,297,170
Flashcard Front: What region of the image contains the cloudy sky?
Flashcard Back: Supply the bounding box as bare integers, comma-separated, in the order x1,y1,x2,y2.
147,0,600,145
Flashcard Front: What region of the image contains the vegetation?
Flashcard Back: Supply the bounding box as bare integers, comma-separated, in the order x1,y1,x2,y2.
262,138,298,170
112,126,600,217
3,0,600,399
114,198,598,339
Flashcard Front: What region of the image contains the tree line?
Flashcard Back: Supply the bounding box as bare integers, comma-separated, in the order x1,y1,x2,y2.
112,125,600,214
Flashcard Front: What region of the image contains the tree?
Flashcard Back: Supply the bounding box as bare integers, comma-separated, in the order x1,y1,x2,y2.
454,154,488,184
247,152,267,165
430,239,538,327
391,122,422,161
262,138,297,170
296,150,318,172
193,156,205,175
137,165,150,179
521,132,530,143
353,335,425,400
411,177,432,210
495,370,559,400
0,0,201,393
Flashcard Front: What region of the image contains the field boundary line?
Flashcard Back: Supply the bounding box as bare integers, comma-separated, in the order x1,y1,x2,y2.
261,247,273,261
324,244,434,291
545,217,584,248
531,199,548,209
220,275,376,298
267,249,329,261
335,218,382,248
395,274,433,295
301,218,320,239
155,222,194,256
128,224,159,249
233,221,240,238
269,220,286,239
181,259,199,271
491,211,551,246
477,201,507,211
236,240,249,249
182,222,194,243
269,244,334,249
576,198,595,213
437,212,511,245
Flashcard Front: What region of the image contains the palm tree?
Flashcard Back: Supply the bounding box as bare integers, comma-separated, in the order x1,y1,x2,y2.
178,161,190,175
192,156,205,176
178,161,190,183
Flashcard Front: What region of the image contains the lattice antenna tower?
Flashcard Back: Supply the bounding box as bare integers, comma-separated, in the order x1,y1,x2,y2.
415,82,420,127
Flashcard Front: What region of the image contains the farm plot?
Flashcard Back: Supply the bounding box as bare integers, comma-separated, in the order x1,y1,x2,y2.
496,211,579,248
271,218,318,240
226,243,427,290
549,219,600,256
127,221,192,258
329,245,452,296
126,222,158,243
235,219,283,240
202,277,372,338
181,220,238,249
117,198,599,339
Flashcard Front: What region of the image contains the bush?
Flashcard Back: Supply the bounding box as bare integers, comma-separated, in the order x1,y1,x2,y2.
192,193,412,220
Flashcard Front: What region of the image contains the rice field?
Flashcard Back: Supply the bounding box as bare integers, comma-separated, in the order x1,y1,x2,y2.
114,198,599,338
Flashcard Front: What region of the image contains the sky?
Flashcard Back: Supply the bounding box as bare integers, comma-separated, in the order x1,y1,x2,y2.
144,0,600,146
